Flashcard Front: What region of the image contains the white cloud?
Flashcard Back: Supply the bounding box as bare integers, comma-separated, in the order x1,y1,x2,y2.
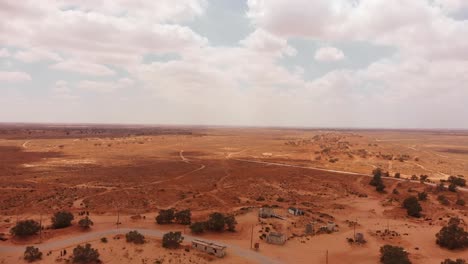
314,46,345,62
14,48,62,63
240,29,296,57
0,71,31,82
50,60,115,76
77,78,134,93
0,48,10,57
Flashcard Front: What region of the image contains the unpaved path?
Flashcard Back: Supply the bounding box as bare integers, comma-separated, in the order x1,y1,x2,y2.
232,158,468,193
0,228,278,264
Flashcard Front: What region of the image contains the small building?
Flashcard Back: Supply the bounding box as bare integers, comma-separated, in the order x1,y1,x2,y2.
288,207,304,216
266,232,286,245
191,239,227,258
355,233,365,243
305,223,315,235
259,207,275,218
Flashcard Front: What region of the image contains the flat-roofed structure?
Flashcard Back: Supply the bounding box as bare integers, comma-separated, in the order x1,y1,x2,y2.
191,239,227,258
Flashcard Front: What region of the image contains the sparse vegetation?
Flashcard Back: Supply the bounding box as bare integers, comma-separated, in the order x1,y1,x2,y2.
394,173,401,179
435,218,468,249
403,196,422,217
447,176,466,187
370,168,386,193
174,209,191,225
78,216,94,229
417,192,427,201
189,222,206,234
100,237,107,243
10,220,41,237
189,213,237,234
456,199,465,206
379,245,411,264
156,209,175,224
52,211,74,229
437,195,450,205
162,231,184,248
448,183,457,192
72,243,100,263
24,246,42,262
441,259,466,264
125,230,145,244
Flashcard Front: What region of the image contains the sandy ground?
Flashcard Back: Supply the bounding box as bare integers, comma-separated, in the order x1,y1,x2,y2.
0,126,467,263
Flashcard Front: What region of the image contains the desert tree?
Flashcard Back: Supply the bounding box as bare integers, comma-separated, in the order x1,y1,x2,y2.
24,246,42,262
417,192,428,201
72,243,100,263
78,216,94,229
189,222,206,234
10,220,41,237
174,209,191,225
206,212,226,232
435,217,468,250
52,211,74,229
162,231,184,248
403,196,422,217
441,259,466,264
380,245,411,264
125,230,145,244
224,215,237,232
156,209,175,224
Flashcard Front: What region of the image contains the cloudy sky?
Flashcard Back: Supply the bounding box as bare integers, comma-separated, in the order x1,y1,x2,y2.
1,0,468,128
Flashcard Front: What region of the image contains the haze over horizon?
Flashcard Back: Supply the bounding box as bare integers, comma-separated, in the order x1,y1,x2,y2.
1,0,468,129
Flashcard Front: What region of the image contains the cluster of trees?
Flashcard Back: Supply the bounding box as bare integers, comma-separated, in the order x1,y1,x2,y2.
125,230,145,244
380,245,411,264
10,220,41,237
156,209,191,225
189,212,237,234
11,211,90,238
403,196,422,217
162,231,184,249
447,176,466,193
441,259,466,264
24,246,42,262
51,211,74,229
436,217,468,250
24,243,100,263
72,243,100,263
370,168,386,193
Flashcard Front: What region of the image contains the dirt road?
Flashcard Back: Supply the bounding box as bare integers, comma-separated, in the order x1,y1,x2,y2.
0,228,279,264
233,158,468,193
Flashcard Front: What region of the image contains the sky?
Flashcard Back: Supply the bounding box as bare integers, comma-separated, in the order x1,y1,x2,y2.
1,0,468,129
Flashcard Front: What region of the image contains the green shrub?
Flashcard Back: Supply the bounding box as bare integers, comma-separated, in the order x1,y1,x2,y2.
162,231,184,248
10,220,41,237
78,217,94,229
72,243,100,263
125,230,145,244
52,211,74,229
403,196,422,217
174,209,191,225
441,259,466,264
436,218,468,250
380,245,411,264
417,192,427,201
24,246,42,262
156,209,175,224
189,222,205,234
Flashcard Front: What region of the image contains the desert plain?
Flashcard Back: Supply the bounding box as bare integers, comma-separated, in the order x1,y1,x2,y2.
0,124,467,263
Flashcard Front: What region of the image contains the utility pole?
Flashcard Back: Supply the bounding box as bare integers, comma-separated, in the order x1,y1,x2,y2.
39,213,42,243
353,218,357,240
250,225,254,249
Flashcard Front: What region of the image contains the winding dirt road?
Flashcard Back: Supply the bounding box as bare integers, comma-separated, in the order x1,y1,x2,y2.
0,228,279,264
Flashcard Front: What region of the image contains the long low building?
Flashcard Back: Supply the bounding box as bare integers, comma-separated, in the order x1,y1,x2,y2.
191,239,227,258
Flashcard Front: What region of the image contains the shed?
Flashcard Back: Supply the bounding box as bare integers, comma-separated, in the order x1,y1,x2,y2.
288,207,304,216
259,207,275,218
192,239,227,258
266,232,286,245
